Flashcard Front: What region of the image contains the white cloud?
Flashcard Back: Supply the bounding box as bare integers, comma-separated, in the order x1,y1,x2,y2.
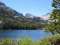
40,15,50,20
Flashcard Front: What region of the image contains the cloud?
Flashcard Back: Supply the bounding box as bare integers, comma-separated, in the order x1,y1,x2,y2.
40,15,50,20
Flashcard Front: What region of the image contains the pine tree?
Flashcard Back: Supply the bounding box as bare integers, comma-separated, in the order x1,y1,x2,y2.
46,0,60,34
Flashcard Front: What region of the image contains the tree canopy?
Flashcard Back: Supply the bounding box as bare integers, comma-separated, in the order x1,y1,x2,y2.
45,0,60,34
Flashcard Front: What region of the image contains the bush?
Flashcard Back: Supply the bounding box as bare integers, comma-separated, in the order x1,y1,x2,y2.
40,34,60,45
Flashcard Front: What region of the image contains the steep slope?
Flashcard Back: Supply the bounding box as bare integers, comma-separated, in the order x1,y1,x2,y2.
0,2,47,29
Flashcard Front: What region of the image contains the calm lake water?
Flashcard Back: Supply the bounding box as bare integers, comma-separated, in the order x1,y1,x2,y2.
0,30,51,40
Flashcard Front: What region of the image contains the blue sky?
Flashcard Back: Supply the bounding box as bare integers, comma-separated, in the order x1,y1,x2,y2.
0,0,52,16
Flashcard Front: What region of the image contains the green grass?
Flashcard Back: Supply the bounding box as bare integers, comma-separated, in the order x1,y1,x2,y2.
0,34,60,45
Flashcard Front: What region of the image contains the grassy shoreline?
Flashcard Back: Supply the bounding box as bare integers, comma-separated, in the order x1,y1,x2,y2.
0,34,60,45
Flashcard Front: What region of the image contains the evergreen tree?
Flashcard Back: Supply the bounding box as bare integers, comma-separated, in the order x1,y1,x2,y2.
45,0,60,34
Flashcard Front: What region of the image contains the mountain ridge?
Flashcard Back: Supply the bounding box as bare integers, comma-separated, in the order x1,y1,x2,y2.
0,2,47,29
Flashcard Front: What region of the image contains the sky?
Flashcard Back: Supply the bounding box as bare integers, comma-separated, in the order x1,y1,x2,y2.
0,0,52,19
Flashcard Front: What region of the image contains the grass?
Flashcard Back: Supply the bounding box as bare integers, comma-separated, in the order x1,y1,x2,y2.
0,34,60,45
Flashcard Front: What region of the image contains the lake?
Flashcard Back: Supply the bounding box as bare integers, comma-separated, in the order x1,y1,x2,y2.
0,30,51,40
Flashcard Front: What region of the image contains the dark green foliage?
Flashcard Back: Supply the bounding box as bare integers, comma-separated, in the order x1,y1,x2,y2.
45,9,60,34
52,0,60,8
45,0,60,34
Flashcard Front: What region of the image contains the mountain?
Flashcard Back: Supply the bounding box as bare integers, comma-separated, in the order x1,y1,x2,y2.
0,2,23,17
0,2,47,29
